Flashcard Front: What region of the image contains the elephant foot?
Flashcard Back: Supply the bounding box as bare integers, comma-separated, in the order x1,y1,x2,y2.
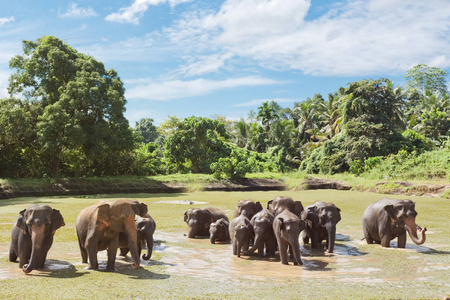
132,263,140,270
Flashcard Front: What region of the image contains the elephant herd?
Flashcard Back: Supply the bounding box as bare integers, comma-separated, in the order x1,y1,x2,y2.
8,196,427,273
184,196,427,266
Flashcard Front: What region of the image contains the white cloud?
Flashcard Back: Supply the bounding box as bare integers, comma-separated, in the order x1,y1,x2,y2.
59,3,97,18
0,17,14,26
162,0,450,76
106,0,191,24
125,76,281,100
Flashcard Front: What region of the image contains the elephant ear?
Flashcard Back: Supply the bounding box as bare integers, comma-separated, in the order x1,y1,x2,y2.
50,209,65,234
97,203,111,227
255,201,263,213
16,209,28,234
183,210,189,223
294,201,304,216
383,205,397,220
129,200,148,217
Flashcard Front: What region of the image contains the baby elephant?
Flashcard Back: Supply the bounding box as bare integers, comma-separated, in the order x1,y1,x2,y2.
209,218,230,244
229,214,253,257
9,204,65,273
119,213,156,260
273,209,306,266
184,207,229,238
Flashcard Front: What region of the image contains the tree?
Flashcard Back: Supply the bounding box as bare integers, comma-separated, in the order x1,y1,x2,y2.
8,36,135,177
135,118,159,143
405,64,448,95
257,100,279,131
164,116,230,173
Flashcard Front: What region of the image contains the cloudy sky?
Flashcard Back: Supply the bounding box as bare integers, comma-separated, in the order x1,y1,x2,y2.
1,0,449,125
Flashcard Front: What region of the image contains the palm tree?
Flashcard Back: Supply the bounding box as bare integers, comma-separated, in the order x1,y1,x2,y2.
257,101,279,132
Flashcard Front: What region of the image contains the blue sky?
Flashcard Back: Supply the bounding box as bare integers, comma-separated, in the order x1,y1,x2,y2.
1,0,449,126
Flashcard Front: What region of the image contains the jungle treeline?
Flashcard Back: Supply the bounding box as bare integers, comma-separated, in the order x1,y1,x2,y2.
1,36,449,180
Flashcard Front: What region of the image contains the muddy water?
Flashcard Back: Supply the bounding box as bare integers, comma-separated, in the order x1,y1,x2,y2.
150,231,379,282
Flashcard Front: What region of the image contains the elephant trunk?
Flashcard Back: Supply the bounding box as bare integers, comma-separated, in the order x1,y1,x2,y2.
289,236,302,265
404,216,426,245
142,230,154,260
325,222,336,253
23,225,45,273
125,220,140,269
244,233,262,256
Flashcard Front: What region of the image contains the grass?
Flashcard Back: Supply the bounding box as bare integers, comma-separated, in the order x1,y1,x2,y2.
1,190,449,299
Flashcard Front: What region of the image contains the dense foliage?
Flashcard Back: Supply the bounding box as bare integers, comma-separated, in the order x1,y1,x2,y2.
1,36,449,179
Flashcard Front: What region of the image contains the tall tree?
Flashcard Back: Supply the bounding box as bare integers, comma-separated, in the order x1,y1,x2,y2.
257,100,279,131
135,118,159,144
405,64,448,95
8,36,134,177
164,116,230,173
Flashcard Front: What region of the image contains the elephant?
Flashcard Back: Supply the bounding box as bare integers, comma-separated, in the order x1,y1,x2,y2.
362,198,427,248
300,205,320,249
184,207,229,238
267,196,304,217
233,199,263,219
76,199,146,271
243,209,276,257
229,214,253,258
305,201,341,253
273,209,306,265
9,204,65,273
209,218,230,244
119,213,156,260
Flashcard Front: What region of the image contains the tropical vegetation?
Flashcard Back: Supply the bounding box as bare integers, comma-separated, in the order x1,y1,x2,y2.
1,36,449,180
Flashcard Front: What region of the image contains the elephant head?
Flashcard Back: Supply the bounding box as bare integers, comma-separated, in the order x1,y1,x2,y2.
314,201,341,253
184,208,214,238
268,196,304,217
233,199,263,219
383,199,426,245
136,214,156,260
16,204,65,273
209,218,230,244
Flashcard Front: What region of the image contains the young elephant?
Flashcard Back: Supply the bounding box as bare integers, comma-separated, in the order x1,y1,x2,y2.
9,204,65,273
273,209,306,265
308,201,341,253
300,205,320,249
119,213,156,260
229,214,253,258
209,218,230,244
243,209,276,257
267,196,304,217
363,198,426,248
184,207,229,238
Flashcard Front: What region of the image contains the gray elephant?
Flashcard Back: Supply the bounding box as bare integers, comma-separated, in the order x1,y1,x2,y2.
229,214,253,257
267,196,304,217
119,213,156,260
209,218,230,244
233,199,263,219
273,209,306,265
362,198,427,248
305,201,341,253
184,207,229,238
9,204,65,273
300,205,320,249
243,209,276,257
76,199,146,271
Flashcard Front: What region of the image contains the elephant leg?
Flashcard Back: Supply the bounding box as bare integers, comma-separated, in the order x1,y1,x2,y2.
397,232,407,248
77,235,88,264
236,241,242,258
9,246,18,263
106,237,119,271
380,234,391,248
279,242,288,265
86,238,99,270
302,231,310,245
232,240,237,256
